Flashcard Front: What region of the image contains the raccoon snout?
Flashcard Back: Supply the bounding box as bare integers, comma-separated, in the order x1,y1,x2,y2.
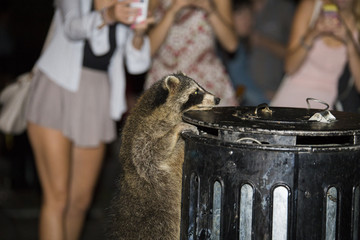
215,97,221,105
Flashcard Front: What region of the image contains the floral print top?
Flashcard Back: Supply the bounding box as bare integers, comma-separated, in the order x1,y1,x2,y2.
144,0,237,106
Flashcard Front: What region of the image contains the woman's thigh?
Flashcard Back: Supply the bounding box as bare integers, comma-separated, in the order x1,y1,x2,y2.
27,122,72,203
67,144,106,210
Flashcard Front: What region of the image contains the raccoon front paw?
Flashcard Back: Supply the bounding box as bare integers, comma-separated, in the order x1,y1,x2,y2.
177,122,199,135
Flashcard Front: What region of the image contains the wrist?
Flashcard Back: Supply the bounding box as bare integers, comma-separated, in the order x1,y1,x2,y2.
205,3,216,18
205,8,215,18
133,32,145,39
300,35,313,51
132,35,144,49
346,39,358,53
168,4,181,17
344,33,355,47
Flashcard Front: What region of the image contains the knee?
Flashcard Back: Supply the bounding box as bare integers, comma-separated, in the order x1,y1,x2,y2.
67,193,93,216
42,189,68,215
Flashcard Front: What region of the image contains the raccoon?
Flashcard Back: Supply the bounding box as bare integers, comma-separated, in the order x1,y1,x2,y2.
107,73,220,240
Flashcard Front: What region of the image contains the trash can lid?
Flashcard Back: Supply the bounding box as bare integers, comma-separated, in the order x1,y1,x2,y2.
183,106,360,137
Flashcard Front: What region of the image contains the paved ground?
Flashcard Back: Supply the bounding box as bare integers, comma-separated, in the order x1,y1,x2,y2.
0,135,122,240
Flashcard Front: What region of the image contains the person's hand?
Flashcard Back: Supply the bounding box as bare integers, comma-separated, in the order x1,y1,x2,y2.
329,12,355,46
105,0,141,25
131,16,156,37
315,14,338,34
331,21,351,43
301,13,336,45
131,16,155,49
314,13,353,45
169,0,193,14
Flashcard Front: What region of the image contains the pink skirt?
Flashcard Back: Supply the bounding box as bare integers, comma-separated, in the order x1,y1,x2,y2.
26,68,116,147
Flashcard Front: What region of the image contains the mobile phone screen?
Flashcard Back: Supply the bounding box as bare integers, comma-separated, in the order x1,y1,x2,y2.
130,0,149,23
322,4,338,18
322,3,339,26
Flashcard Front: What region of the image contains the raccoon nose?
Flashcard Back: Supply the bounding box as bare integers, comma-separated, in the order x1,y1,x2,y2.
215,97,221,105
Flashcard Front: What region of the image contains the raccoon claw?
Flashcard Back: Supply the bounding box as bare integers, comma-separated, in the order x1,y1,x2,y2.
181,128,199,135
178,123,199,135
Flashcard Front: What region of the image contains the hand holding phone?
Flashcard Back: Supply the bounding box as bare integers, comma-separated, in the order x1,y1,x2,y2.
322,4,340,27
130,0,149,24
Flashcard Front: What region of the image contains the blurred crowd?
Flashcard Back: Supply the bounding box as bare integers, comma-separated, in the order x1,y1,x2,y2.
2,0,359,113
127,0,360,112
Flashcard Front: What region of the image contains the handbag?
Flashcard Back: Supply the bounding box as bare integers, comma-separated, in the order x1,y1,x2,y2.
0,72,33,134
0,17,55,135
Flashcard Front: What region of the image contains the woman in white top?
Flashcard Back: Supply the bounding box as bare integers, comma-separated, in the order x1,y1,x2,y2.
26,0,152,239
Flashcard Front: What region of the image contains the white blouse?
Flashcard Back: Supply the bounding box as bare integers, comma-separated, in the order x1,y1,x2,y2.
36,0,151,120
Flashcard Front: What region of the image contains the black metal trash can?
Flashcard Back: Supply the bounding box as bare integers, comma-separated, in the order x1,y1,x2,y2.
180,106,360,240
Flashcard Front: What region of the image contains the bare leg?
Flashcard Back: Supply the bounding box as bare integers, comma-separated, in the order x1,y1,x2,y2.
27,122,71,240
65,144,106,240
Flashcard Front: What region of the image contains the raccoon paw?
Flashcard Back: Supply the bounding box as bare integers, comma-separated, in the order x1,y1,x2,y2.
178,122,199,135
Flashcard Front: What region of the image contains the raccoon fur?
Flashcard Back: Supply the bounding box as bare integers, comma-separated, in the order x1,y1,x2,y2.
107,73,220,240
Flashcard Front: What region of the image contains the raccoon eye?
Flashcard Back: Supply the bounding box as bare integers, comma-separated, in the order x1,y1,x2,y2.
194,90,199,95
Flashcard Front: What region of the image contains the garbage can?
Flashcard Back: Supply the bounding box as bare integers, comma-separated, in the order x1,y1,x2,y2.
180,105,360,240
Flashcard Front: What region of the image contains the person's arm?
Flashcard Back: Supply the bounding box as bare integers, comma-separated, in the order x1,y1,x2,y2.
56,0,139,39
131,17,155,50
101,0,141,26
338,25,360,92
56,0,105,40
56,0,139,54
125,30,151,74
251,32,287,59
251,2,295,60
330,7,360,92
284,0,319,75
148,0,191,56
194,0,238,53
348,42,360,91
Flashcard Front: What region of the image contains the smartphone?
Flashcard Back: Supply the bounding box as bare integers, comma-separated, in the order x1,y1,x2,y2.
130,0,149,24
322,4,339,18
322,3,339,26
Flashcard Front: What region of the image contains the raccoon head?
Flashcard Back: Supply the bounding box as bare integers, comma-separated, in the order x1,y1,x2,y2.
161,73,220,113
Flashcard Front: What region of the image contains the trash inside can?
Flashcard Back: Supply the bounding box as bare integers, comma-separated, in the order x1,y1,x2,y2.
180,105,360,240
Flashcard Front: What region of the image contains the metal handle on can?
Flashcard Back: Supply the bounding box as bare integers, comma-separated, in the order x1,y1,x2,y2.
236,137,262,145
306,98,329,111
306,98,336,123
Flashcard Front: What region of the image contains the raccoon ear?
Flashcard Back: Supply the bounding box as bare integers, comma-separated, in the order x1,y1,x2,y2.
164,76,180,93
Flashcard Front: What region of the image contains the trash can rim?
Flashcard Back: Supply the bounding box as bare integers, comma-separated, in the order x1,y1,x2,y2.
183,106,360,137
